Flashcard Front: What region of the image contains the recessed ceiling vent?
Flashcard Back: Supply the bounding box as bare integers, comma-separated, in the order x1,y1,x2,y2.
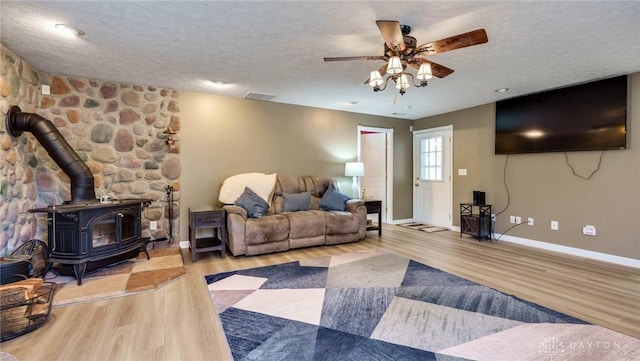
244,92,276,102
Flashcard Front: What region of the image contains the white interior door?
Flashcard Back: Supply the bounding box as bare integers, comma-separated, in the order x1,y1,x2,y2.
359,126,393,223
361,132,386,222
413,126,452,227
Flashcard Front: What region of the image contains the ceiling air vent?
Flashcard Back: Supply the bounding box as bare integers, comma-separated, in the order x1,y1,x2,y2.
244,92,276,102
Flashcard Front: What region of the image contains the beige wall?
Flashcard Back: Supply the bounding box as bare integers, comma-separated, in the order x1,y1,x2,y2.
413,73,640,259
179,92,414,237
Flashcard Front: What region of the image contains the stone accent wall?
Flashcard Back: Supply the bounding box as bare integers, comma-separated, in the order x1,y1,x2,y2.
0,46,41,256
0,44,181,256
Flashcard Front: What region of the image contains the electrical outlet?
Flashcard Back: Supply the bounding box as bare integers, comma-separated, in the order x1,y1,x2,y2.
551,220,559,231
515,216,522,224
583,225,597,236
528,217,534,226
509,216,516,224
491,214,496,222
150,221,157,230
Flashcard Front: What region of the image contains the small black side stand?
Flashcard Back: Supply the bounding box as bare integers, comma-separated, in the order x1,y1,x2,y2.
140,200,152,258
148,185,175,249
166,185,174,244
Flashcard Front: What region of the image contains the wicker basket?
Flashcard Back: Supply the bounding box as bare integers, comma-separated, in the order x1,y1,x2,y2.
1,280,56,342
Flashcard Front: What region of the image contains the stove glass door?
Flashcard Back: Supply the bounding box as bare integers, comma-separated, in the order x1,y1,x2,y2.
92,217,117,248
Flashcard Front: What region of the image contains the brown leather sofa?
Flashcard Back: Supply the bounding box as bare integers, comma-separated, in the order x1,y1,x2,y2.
223,175,366,256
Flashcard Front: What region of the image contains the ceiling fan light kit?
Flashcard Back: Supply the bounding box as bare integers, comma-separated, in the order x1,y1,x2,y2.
386,56,403,75
395,74,410,94
324,20,488,96
369,71,384,88
416,63,433,81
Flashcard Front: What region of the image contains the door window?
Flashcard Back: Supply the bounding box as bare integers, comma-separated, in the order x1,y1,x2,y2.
420,135,444,181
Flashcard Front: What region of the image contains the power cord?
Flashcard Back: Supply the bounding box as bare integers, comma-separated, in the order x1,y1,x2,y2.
564,151,605,180
494,222,527,242
492,155,510,241
495,154,511,217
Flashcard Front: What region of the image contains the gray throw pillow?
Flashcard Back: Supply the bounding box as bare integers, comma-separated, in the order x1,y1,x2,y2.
235,187,269,218
319,188,350,211
282,192,311,212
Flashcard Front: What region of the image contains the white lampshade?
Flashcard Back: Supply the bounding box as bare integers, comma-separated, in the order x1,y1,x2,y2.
416,63,433,81
386,56,403,75
344,162,364,177
369,71,384,87
395,73,410,90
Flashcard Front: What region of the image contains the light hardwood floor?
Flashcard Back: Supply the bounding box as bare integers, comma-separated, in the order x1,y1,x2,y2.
2,226,639,360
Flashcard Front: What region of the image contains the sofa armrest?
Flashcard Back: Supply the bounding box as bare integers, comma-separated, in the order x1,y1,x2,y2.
345,199,364,213
223,204,248,221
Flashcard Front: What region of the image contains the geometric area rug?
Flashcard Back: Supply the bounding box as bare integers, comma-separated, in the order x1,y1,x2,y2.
205,249,640,361
50,247,185,307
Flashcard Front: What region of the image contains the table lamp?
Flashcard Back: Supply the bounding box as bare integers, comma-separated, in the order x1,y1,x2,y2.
344,162,364,198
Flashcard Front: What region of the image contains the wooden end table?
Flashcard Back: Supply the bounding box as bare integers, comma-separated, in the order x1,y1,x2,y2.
364,200,382,236
188,206,226,262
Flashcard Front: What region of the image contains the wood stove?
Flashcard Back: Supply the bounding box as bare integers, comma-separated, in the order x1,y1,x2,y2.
6,106,152,286
30,199,151,285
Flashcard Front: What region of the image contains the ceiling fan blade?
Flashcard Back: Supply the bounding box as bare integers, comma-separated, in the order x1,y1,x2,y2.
411,58,454,78
415,29,488,55
376,20,405,52
364,64,388,84
324,56,385,62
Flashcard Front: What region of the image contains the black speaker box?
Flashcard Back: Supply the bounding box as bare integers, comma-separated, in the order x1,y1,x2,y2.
473,191,486,206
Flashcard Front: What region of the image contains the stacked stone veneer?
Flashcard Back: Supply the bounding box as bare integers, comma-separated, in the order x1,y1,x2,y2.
1,45,181,256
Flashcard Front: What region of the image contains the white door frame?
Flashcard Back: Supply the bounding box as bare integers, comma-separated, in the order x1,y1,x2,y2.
413,125,453,227
358,125,393,223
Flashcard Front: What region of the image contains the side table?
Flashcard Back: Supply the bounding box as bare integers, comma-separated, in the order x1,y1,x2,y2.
188,206,227,262
363,200,382,236
459,203,492,241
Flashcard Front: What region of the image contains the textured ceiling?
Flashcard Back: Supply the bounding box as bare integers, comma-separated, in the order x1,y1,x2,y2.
1,1,639,120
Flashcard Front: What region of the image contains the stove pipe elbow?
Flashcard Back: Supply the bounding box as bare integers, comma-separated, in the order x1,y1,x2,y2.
5,106,96,204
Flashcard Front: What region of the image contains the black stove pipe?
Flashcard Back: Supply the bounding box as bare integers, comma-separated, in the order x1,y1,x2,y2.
5,106,96,204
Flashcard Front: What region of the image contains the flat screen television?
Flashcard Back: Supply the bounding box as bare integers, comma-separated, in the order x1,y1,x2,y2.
495,75,627,154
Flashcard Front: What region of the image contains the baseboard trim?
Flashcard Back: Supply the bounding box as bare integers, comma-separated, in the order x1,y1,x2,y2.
449,226,639,268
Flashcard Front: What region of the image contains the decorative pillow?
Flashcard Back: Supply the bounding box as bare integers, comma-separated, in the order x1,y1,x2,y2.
282,192,311,212
319,188,350,211
235,187,270,218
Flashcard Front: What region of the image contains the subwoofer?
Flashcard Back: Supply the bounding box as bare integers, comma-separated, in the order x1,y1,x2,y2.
473,191,486,206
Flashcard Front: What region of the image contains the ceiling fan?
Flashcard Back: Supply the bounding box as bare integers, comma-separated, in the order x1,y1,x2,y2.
324,20,488,94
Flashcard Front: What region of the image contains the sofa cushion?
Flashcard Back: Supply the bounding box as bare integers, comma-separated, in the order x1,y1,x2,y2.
235,187,270,218
282,192,311,212
286,210,326,239
274,175,306,195
319,188,350,211
325,211,361,234
245,215,290,245
304,176,335,198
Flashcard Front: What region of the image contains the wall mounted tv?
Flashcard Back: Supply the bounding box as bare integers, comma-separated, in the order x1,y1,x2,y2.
495,75,627,154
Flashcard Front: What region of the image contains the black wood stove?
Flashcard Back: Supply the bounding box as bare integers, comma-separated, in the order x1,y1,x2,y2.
29,199,150,285
6,106,151,285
